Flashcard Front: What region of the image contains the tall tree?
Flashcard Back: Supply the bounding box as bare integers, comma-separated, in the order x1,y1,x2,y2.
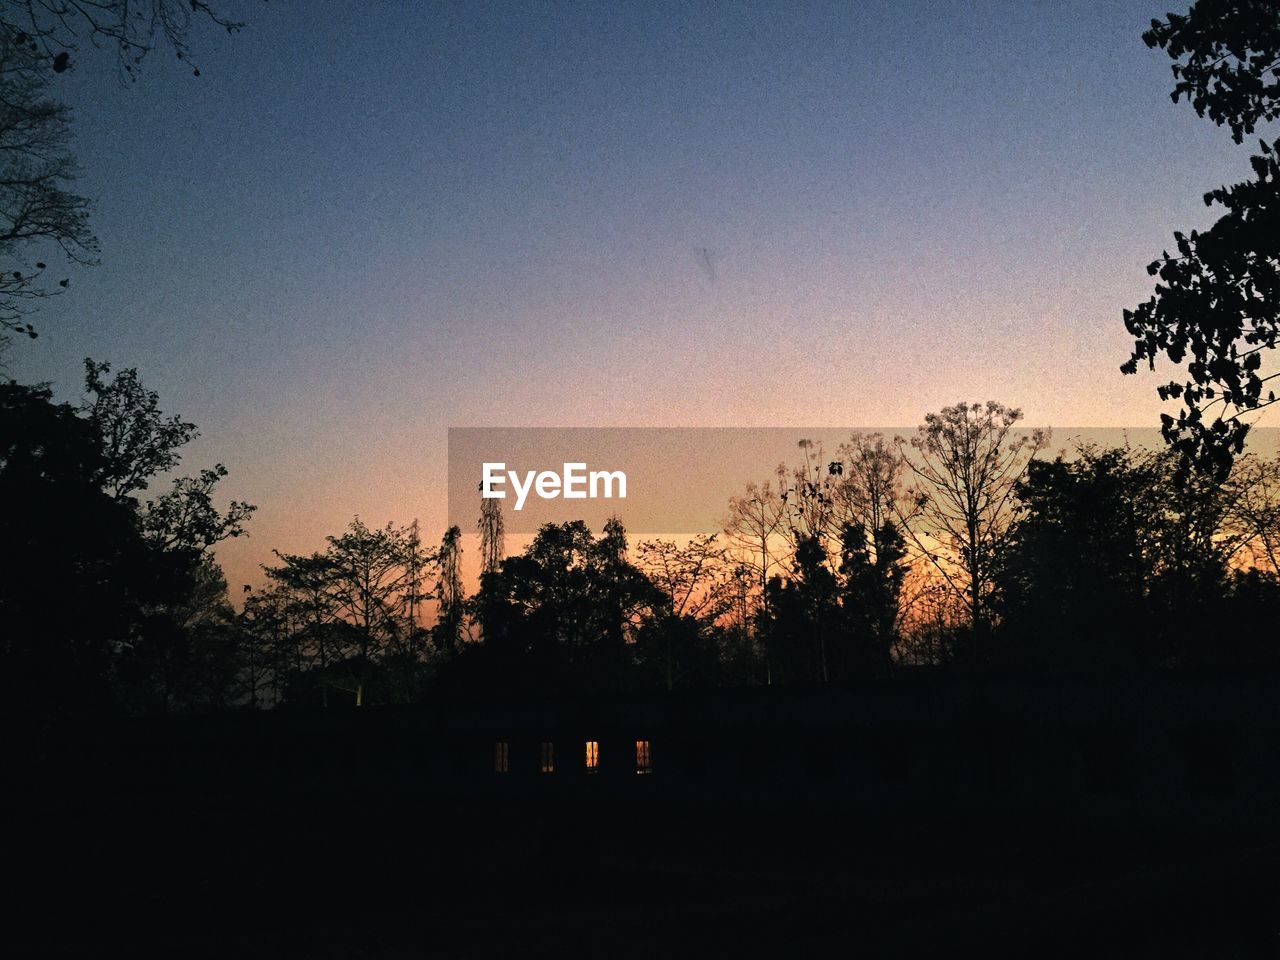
833,433,907,550
238,583,297,709
725,476,786,599
76,361,252,711
837,519,908,674
1,379,139,714
831,432,912,665
755,535,839,684
433,524,464,656
1,363,252,717
261,550,342,707
475,482,505,643
322,518,412,706
394,518,436,660
1121,1,1280,477
896,401,1048,653
477,481,504,575
724,474,788,683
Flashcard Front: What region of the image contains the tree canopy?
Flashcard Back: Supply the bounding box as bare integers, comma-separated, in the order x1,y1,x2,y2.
0,1,246,341
0,361,253,718
1122,1,1280,477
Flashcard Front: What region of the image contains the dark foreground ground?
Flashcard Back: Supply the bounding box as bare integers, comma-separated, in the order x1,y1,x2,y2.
5,791,1277,958
7,674,1280,957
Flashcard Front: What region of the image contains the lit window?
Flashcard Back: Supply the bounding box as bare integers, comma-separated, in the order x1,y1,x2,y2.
540,741,555,774
494,741,509,773
585,740,599,771
635,739,652,774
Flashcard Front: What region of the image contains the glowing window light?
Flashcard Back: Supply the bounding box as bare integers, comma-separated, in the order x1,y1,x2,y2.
635,739,652,774
585,740,599,771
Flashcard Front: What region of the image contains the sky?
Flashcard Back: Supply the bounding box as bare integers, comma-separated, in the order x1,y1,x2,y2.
7,0,1266,592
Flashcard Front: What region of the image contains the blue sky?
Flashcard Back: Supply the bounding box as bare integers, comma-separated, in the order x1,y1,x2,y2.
8,0,1259,588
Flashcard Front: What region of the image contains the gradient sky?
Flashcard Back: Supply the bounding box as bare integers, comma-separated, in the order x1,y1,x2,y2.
8,0,1265,591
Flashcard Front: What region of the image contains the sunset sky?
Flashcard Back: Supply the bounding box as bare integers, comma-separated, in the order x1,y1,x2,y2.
10,0,1264,591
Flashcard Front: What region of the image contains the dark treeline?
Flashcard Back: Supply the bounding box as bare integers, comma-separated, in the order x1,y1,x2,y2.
5,368,1280,720
1,362,254,722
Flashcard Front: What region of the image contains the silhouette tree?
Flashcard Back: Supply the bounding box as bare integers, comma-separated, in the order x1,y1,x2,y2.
259,519,431,709
478,482,504,576
1,363,252,717
1,380,141,715
475,481,505,644
829,433,911,670
261,550,343,707
595,516,642,650
433,524,464,657
0,34,94,339
238,583,295,709
894,571,968,666
469,521,657,693
837,519,907,674
779,439,839,553
80,359,254,557
833,432,907,544
1121,1,1280,477
896,402,1048,657
996,445,1169,667
77,362,252,711
119,556,242,712
139,465,255,554
0,1,244,81
323,518,417,706
724,473,787,680
997,442,1280,667
1228,453,1280,572
0,2,246,340
755,535,839,684
81,359,194,498
636,533,736,690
